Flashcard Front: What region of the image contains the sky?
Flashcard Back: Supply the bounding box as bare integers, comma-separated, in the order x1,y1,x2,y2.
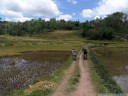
0,0,128,22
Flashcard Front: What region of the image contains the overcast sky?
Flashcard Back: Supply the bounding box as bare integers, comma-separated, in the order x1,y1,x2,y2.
0,0,128,22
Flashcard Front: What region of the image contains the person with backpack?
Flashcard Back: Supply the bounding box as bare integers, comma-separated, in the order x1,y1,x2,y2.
82,47,87,60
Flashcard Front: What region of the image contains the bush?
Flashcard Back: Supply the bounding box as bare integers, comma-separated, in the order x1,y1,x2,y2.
83,27,115,40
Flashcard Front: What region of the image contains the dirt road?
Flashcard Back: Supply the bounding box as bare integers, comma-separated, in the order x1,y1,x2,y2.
70,54,96,96
51,61,75,96
52,54,96,96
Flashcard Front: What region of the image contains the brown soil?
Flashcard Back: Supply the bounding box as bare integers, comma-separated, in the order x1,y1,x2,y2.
51,61,75,96
70,54,96,96
51,54,96,96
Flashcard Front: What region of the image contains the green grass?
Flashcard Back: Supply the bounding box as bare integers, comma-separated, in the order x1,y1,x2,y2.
88,53,109,93
0,41,82,57
11,88,53,96
28,88,53,96
32,30,84,41
0,31,84,57
10,90,24,96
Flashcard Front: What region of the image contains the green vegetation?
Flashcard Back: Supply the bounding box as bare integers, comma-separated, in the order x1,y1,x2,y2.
0,31,83,57
82,12,128,40
88,46,123,93
0,11,128,95
0,30,83,96
11,88,53,96
11,90,24,96
88,52,109,93
0,18,81,36
0,12,128,41
28,88,53,96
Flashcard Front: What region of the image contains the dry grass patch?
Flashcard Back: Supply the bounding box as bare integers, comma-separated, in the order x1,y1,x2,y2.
24,81,54,95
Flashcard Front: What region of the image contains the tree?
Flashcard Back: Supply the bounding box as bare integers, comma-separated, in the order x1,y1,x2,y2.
104,12,126,35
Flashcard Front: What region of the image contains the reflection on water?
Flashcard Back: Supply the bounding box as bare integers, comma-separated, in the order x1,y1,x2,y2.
0,51,70,95
92,47,128,92
114,75,128,92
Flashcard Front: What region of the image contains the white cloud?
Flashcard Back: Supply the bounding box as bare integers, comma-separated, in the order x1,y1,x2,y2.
0,0,60,21
5,17,32,22
5,16,32,22
94,16,101,20
0,9,32,22
57,14,72,21
82,0,128,19
82,9,94,18
44,18,50,21
13,17,32,22
0,9,23,18
5,18,12,21
67,0,77,4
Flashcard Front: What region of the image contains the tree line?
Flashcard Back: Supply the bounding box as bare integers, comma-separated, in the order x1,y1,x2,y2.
0,12,128,40
0,18,81,36
82,12,128,40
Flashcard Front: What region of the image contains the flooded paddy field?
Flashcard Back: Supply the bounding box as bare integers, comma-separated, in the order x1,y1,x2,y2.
92,47,128,92
0,51,70,95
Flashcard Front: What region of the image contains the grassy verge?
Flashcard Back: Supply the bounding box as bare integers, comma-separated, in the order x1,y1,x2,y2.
12,88,53,96
88,52,109,93
28,88,53,96
88,46,123,93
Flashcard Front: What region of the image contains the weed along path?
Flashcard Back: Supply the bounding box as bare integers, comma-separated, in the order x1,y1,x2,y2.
51,61,76,96
70,54,96,96
52,53,96,96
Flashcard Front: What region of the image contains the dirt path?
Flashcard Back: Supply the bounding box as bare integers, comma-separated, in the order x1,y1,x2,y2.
70,54,96,96
51,61,76,96
52,54,96,96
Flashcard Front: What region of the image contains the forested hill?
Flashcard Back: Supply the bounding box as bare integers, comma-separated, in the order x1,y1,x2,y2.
0,12,128,40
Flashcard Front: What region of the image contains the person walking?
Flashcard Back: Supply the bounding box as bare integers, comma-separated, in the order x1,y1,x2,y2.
82,47,87,60
71,49,77,61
